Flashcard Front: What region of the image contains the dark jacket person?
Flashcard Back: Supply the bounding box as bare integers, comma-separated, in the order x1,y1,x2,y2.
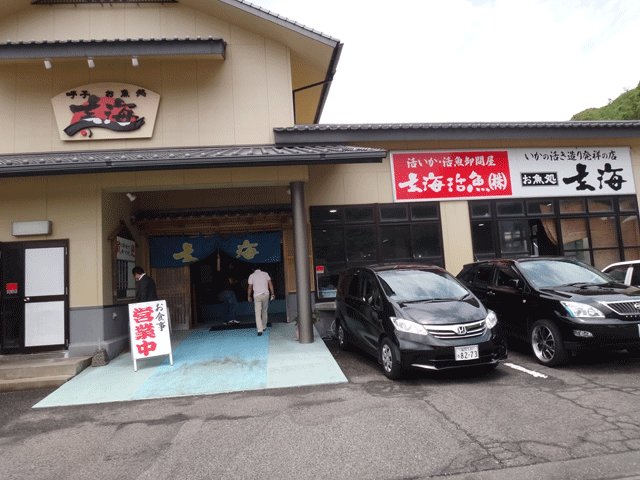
132,266,158,303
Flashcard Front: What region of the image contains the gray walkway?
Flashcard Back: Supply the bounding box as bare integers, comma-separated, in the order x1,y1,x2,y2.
34,322,346,408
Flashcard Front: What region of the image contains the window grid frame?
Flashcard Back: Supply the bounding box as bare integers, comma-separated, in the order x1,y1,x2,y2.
468,195,640,267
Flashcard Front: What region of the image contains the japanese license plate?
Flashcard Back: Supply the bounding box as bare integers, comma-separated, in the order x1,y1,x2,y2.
455,345,479,361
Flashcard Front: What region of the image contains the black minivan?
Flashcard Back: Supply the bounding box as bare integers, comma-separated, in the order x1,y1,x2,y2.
335,265,507,379
457,257,640,366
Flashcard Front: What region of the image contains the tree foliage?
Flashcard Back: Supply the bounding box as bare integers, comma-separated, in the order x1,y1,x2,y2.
571,81,640,120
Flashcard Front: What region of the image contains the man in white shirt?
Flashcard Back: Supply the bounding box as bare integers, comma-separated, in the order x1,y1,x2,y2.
247,268,275,336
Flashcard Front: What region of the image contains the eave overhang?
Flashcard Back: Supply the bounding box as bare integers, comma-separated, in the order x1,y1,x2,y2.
274,122,640,144
0,144,387,178
211,0,342,124
0,37,226,64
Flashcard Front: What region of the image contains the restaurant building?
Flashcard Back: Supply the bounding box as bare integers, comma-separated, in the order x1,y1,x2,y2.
1,0,639,358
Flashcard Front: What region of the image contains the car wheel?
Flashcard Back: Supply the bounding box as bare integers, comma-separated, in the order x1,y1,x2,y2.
379,337,403,380
530,320,567,367
336,319,348,351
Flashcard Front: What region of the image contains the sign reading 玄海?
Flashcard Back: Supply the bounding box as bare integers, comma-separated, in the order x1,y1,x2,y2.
52,82,160,141
390,147,635,202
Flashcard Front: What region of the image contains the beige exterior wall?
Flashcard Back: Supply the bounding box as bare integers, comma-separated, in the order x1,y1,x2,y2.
0,3,304,309
3,4,640,313
0,175,101,308
0,164,306,309
0,3,294,153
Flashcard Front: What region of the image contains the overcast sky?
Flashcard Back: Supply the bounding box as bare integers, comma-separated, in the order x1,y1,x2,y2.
253,0,640,124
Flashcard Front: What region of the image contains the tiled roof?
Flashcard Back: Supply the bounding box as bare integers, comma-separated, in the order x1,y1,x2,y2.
227,0,339,44
274,122,640,144
0,37,226,61
0,144,387,177
276,121,640,132
134,204,292,222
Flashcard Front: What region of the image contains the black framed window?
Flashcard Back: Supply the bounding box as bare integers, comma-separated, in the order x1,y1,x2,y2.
411,203,439,220
345,205,374,223
411,223,443,261
471,221,495,260
380,204,408,222
310,206,343,223
311,202,443,299
380,225,411,260
311,226,345,265
345,226,376,263
469,195,640,269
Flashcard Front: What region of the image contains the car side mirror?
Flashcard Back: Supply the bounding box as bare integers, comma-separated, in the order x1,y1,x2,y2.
508,278,522,290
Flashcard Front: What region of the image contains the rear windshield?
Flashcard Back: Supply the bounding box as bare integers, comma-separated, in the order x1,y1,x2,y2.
377,269,470,303
602,265,627,283
518,260,611,288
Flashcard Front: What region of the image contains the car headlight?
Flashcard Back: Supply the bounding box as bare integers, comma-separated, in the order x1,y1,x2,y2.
485,310,498,329
561,301,604,318
390,316,429,335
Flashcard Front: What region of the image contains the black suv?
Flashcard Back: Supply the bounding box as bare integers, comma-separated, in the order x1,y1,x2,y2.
335,265,507,379
457,257,640,366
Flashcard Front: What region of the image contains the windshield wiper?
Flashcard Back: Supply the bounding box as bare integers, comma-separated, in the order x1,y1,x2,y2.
401,298,453,304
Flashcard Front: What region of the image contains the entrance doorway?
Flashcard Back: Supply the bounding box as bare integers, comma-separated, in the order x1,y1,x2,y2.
133,201,299,329
190,248,286,326
0,240,69,354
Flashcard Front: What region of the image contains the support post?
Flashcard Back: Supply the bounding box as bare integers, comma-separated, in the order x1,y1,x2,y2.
290,181,313,343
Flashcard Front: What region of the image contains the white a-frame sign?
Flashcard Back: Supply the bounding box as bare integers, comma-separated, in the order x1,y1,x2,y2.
128,300,173,372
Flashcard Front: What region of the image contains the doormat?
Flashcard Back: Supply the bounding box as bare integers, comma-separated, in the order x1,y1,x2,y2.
209,322,271,332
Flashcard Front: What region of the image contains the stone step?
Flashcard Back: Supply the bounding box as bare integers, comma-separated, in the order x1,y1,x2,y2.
0,357,91,381
0,374,74,392
0,353,92,392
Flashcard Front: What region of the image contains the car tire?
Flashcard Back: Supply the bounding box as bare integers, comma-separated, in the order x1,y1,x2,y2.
379,337,403,380
530,319,567,367
336,319,349,351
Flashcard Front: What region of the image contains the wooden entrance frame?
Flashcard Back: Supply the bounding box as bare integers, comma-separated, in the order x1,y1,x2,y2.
134,211,315,328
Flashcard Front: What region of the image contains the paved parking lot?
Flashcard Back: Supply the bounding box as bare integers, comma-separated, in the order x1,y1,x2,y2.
2,337,640,480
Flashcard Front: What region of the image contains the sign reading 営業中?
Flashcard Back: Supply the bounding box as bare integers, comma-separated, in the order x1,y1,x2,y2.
128,299,173,372
390,147,635,202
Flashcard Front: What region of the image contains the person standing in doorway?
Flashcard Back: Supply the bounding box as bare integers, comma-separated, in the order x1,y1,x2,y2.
247,267,274,336
132,266,158,303
222,270,239,324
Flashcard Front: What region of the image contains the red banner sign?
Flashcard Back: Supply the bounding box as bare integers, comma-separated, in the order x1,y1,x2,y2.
391,151,513,201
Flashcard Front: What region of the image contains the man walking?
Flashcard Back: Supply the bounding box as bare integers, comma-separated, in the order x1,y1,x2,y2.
247,267,274,336
132,266,158,303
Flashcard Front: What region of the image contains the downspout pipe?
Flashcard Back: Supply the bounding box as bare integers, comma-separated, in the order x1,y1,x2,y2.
292,42,343,124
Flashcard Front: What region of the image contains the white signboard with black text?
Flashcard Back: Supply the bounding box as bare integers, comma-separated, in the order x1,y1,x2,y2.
391,146,635,202
117,237,136,298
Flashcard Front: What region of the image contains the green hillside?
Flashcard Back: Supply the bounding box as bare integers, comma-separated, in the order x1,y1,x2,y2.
571,81,640,120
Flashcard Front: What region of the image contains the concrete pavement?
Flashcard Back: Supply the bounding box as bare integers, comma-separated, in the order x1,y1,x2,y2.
2,338,640,480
